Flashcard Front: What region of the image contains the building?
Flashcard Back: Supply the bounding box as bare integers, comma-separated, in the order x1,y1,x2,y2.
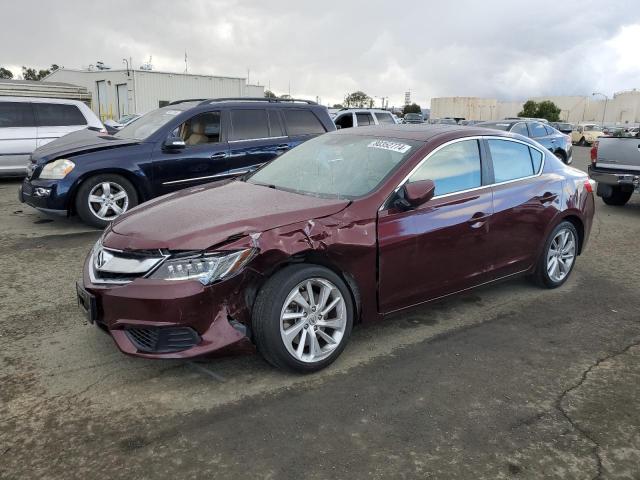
0,78,91,103
430,90,640,125
43,68,265,121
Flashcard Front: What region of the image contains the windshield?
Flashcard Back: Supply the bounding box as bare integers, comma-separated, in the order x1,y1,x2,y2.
405,113,422,119
248,134,422,199
115,108,185,140
584,125,602,132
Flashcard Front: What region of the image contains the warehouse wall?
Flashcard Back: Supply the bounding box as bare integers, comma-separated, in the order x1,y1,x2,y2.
431,90,640,125
45,69,265,120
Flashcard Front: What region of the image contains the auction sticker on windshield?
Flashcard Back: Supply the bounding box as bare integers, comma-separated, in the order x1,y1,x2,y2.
368,140,412,154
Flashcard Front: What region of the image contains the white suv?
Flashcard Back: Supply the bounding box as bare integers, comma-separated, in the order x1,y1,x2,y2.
333,109,398,129
0,97,103,177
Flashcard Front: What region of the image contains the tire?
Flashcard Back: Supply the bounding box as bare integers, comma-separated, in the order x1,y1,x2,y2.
554,150,567,164
601,187,632,206
578,137,587,146
75,174,138,228
252,264,354,373
531,221,579,289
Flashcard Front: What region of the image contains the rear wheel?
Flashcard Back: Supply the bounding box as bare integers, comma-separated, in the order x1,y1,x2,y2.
75,174,138,228
532,221,578,289
252,264,354,373
554,150,567,163
578,137,587,146
602,187,632,206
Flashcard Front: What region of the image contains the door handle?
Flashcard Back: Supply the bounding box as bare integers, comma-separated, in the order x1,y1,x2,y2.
211,152,227,159
275,144,290,151
467,212,490,228
538,192,558,204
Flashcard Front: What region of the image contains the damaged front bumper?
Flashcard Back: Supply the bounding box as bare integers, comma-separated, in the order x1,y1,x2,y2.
80,254,256,359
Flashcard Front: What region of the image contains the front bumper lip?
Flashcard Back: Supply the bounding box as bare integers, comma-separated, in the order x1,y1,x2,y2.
82,255,254,359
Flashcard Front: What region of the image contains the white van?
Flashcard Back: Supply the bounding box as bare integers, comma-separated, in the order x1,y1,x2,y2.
0,97,103,177
333,109,398,129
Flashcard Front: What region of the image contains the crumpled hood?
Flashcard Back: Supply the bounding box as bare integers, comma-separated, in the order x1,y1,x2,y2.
32,128,140,163
105,181,350,251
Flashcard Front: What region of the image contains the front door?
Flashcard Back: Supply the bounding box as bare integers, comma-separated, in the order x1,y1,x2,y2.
153,111,229,195
378,139,494,312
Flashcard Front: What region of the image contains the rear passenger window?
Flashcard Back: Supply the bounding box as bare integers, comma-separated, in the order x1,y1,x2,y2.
409,139,482,196
334,113,353,129
229,109,270,140
268,110,284,137
544,125,556,135
488,139,536,182
0,102,36,127
356,112,374,126
375,112,395,124
34,103,87,126
282,109,326,136
528,122,547,138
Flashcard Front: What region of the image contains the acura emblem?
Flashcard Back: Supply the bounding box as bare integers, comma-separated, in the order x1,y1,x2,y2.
94,249,113,270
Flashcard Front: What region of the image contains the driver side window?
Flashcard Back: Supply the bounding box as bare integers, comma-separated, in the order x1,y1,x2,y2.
176,111,221,146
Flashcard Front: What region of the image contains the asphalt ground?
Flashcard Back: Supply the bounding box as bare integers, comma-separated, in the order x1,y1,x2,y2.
1,146,639,479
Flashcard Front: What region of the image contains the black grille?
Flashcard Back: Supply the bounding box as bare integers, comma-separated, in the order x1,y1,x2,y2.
125,326,200,353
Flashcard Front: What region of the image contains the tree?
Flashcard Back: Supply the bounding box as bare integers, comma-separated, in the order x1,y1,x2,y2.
0,67,13,79
344,91,372,108
403,103,422,114
518,100,561,122
264,90,277,99
21,64,58,81
332,103,343,109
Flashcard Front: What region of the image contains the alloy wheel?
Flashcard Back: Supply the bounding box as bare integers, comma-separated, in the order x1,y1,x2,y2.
87,181,129,221
547,228,576,282
280,278,347,363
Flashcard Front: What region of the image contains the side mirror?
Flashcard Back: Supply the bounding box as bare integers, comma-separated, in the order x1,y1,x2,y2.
397,179,436,209
163,136,186,150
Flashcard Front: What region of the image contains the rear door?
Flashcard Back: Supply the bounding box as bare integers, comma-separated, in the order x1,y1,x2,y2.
34,103,88,147
226,108,289,176
378,138,494,312
485,138,561,277
153,110,229,195
0,101,37,175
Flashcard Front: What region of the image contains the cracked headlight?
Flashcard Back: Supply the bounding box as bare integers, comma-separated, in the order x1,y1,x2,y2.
40,158,75,179
149,249,255,284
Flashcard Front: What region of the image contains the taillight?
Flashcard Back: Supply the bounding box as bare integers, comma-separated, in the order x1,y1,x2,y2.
584,179,594,193
590,140,598,164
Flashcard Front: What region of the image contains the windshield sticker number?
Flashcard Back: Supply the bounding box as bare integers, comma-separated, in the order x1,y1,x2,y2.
368,140,411,154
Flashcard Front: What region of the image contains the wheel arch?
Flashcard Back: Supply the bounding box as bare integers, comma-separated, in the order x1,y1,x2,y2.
67,169,150,214
558,213,585,255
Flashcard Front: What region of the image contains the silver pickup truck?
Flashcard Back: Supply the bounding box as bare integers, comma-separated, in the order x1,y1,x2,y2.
589,134,640,206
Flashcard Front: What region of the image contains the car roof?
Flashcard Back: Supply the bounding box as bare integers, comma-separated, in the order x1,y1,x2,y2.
333,124,515,142
0,96,86,106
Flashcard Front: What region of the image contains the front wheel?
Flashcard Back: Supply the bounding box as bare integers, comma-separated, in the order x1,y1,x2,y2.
75,174,138,228
602,187,632,206
578,137,587,146
532,221,579,289
252,265,354,373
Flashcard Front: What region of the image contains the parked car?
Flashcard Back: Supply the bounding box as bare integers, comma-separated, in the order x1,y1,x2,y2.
77,124,594,372
19,98,335,228
332,109,397,129
589,131,640,206
403,113,425,124
571,124,604,146
477,120,573,164
104,114,141,135
459,120,483,126
550,122,573,134
0,97,104,177
431,117,457,125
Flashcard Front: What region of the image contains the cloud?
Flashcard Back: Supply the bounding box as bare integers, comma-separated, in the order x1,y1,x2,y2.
2,0,639,107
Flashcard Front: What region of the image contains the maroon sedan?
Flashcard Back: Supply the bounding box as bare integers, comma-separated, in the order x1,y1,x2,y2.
77,125,595,372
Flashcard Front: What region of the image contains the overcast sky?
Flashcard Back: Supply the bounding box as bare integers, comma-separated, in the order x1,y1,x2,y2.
2,0,640,108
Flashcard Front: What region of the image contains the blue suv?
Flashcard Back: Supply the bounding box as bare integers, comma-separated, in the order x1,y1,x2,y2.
19,98,335,227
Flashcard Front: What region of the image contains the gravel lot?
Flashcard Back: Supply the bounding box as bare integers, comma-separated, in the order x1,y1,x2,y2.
1,146,639,480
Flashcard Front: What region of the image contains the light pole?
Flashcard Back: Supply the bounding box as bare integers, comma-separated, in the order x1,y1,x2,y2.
592,92,608,126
